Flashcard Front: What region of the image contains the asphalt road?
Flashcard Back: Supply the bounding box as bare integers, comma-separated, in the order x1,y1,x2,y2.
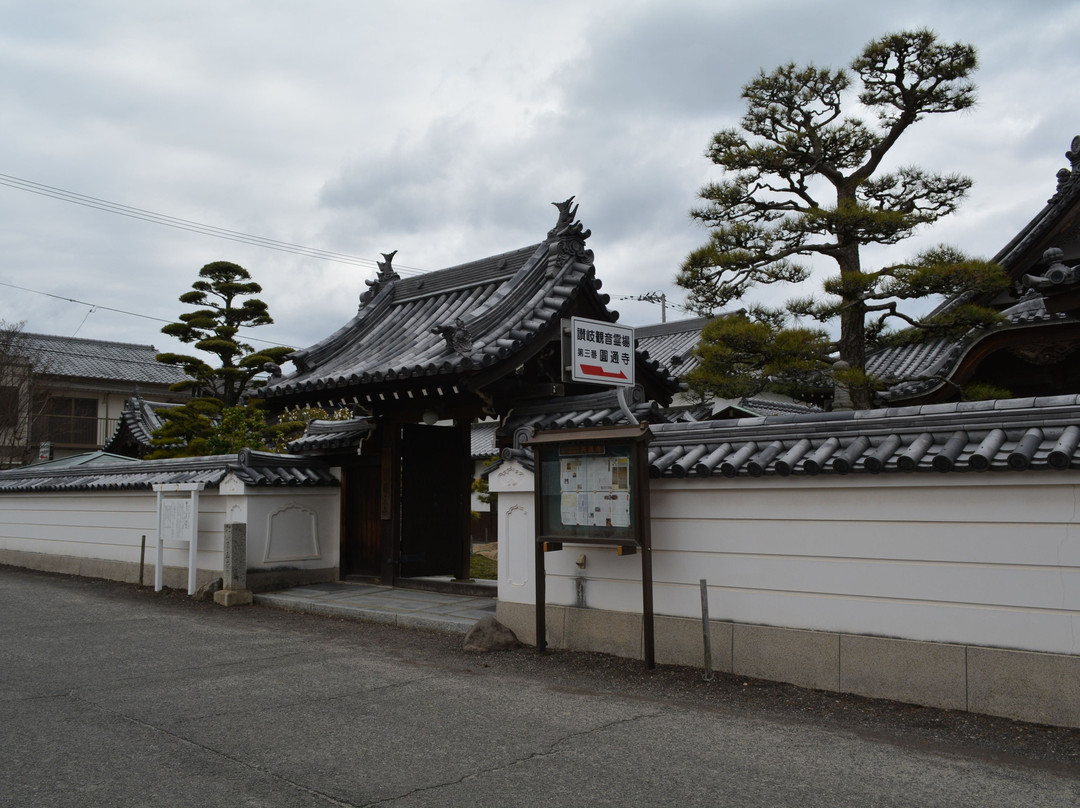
2,566,1079,807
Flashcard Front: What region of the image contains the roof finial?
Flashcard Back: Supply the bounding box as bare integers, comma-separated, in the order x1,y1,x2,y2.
547,196,592,261
1050,135,1080,202
549,197,578,238
359,250,401,306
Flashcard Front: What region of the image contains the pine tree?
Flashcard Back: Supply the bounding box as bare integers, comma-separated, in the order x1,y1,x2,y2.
677,30,1009,408
150,261,293,457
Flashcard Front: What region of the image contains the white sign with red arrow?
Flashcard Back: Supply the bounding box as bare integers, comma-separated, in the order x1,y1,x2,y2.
566,316,635,387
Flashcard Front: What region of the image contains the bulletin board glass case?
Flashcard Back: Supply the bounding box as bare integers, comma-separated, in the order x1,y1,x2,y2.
531,423,651,548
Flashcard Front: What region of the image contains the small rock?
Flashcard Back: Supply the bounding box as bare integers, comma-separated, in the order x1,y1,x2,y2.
463,616,520,653
195,577,223,601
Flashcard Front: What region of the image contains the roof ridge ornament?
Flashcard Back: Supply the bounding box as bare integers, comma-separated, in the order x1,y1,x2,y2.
431,317,474,354
548,197,593,262
1021,246,1078,292
359,250,401,306
1050,135,1080,203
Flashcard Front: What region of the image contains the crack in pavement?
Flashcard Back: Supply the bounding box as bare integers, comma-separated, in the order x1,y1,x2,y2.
357,709,663,807
69,692,364,808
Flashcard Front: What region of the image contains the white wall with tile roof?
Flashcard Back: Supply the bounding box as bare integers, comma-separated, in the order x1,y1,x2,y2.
491,463,1080,657
0,489,225,587
0,483,340,588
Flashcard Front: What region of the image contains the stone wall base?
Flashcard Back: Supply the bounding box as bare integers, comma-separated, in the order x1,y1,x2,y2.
497,601,1080,730
0,547,218,591
247,567,337,592
0,548,337,594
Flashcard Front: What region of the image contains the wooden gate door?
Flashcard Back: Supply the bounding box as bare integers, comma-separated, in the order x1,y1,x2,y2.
341,461,382,577
399,423,467,578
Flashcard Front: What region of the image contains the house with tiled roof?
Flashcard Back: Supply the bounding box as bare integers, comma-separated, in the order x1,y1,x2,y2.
1,332,189,466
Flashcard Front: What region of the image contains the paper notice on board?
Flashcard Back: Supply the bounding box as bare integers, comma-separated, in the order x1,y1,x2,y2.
161,499,192,542
559,456,631,528
561,492,590,525
561,459,585,491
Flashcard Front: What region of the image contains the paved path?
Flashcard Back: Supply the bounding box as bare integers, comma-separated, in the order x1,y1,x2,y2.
254,581,495,634
2,567,1079,807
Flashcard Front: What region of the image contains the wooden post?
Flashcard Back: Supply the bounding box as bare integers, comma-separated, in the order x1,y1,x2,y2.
380,422,402,585
456,419,473,581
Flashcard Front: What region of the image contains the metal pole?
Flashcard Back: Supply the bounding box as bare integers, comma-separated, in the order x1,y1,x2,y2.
700,579,714,681
535,540,547,652
138,535,146,587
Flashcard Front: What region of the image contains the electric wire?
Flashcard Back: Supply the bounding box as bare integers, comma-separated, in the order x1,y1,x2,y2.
0,172,427,275
0,280,295,348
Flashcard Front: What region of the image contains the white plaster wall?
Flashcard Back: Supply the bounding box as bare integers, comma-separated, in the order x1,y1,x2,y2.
489,460,535,603
0,490,226,573
493,464,1080,657
242,490,340,571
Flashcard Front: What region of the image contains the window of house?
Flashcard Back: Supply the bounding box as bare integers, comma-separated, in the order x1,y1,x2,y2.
31,396,98,446
0,385,18,417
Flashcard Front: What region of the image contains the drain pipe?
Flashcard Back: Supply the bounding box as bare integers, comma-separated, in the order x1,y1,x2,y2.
616,385,638,425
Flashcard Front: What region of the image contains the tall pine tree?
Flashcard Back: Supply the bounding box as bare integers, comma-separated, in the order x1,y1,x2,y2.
678,30,1009,408
150,261,293,457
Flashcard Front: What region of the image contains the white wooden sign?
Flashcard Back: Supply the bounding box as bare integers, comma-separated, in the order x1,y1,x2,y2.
153,482,205,595
566,316,635,387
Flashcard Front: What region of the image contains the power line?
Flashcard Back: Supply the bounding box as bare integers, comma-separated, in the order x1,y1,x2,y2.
0,172,427,275
0,279,295,348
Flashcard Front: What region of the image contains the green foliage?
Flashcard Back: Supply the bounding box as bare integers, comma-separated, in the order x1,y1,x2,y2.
676,29,1007,408
469,553,498,580
146,397,222,458
205,405,273,455
156,261,293,409
683,311,831,401
471,462,497,507
961,383,1012,401
150,261,294,457
269,405,354,453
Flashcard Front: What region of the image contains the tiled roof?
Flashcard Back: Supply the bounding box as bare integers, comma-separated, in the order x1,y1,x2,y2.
285,417,375,453
712,395,820,419
498,388,671,448
24,451,141,469
260,201,679,410
0,449,338,493
868,135,1080,403
18,333,189,386
102,396,181,456
635,317,709,377
867,295,1074,401
644,395,1080,478
470,421,498,458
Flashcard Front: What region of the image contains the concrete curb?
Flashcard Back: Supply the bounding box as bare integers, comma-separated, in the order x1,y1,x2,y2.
254,592,476,634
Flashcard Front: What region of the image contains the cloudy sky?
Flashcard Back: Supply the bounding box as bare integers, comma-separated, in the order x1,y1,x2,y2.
1,0,1078,363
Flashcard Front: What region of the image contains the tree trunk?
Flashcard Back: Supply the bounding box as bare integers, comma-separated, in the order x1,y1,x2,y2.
835,240,871,410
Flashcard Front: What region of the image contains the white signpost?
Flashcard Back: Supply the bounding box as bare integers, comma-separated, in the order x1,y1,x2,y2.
566,316,635,387
153,482,205,594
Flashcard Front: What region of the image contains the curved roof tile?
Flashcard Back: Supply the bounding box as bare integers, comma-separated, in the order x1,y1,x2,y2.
643,395,1080,478
0,450,338,493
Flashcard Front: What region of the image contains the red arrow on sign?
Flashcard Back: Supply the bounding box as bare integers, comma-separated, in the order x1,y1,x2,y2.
580,364,628,380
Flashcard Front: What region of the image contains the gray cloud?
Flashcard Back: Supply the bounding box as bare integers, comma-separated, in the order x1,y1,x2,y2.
0,0,1076,351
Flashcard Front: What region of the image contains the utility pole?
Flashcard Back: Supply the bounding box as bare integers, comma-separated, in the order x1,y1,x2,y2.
637,292,667,323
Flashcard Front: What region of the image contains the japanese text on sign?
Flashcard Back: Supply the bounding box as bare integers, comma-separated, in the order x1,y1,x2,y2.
567,316,635,387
